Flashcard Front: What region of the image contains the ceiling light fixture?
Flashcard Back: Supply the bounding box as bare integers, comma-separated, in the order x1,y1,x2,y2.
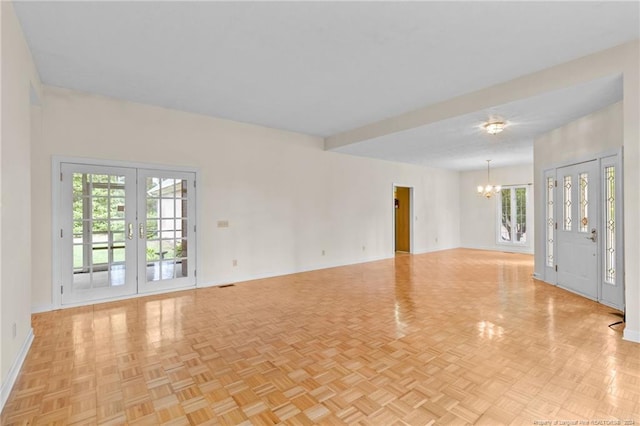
484,120,506,135
477,160,501,199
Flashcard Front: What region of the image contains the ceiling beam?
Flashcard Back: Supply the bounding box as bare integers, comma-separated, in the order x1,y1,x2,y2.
324,40,636,151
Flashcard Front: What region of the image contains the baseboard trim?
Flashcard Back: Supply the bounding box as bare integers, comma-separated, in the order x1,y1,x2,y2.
623,328,640,343
31,303,54,314
199,255,391,288
0,328,34,411
459,244,534,255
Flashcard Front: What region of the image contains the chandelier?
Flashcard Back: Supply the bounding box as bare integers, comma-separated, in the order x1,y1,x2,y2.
477,160,501,198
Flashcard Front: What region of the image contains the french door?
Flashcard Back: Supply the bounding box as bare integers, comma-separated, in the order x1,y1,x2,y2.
137,169,195,293
59,162,196,305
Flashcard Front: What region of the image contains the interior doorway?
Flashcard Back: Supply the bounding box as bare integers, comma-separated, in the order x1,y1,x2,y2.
394,186,411,253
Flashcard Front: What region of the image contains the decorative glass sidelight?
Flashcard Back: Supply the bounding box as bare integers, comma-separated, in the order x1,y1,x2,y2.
563,176,572,231
546,177,554,267
604,166,616,284
579,172,589,233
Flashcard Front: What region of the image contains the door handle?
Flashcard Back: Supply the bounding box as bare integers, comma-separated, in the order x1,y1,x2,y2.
586,228,597,242
127,223,133,240
139,223,145,239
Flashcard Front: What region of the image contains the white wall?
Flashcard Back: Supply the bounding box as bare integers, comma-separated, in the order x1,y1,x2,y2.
31,86,461,310
535,102,623,170
460,164,534,254
0,0,41,408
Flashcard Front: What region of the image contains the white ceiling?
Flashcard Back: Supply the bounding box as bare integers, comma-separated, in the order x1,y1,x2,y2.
334,74,623,170
13,1,639,170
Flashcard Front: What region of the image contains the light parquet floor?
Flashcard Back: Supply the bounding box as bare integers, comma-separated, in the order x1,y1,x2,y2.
2,249,639,425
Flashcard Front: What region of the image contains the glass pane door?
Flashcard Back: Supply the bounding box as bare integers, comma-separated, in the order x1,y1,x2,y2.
137,169,196,293
61,163,137,304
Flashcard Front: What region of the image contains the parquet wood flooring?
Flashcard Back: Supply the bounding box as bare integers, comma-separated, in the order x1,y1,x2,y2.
2,249,639,425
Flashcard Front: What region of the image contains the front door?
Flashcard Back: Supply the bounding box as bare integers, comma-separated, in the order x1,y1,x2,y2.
556,160,599,300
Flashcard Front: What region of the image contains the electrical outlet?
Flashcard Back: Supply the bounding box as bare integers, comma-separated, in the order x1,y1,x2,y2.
217,220,229,228
232,259,238,266
435,237,438,243
12,322,17,339
321,250,325,256
362,246,366,251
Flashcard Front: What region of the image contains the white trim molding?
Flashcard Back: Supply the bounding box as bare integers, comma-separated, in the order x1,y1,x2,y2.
0,328,34,411
31,304,54,314
623,328,640,344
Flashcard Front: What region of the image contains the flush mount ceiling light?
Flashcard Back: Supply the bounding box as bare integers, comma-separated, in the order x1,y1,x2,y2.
484,120,506,135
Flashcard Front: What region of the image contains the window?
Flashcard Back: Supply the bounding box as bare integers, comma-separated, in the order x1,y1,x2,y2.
498,186,528,244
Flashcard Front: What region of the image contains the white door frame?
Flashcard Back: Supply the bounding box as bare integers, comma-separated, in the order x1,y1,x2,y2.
541,148,624,310
52,156,199,309
392,183,414,254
